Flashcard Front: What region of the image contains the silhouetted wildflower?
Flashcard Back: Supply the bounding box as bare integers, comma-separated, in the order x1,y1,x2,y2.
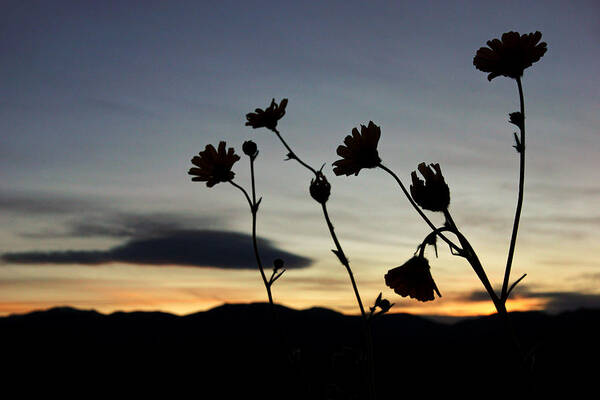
384,256,441,302
509,112,524,130
373,292,393,314
245,98,288,131
333,121,382,176
273,258,284,272
188,141,240,187
410,163,450,212
310,173,331,204
242,140,258,158
473,31,547,81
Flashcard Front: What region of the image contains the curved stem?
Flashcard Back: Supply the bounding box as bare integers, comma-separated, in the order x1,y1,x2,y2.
443,210,501,308
321,202,366,318
501,77,526,302
320,202,375,399
269,127,375,399
444,210,526,370
229,179,273,305
273,128,319,176
378,163,462,253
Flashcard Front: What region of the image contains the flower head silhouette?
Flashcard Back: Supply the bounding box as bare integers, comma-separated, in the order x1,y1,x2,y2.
333,121,382,176
245,98,288,131
384,256,441,302
410,163,450,212
242,140,259,158
473,31,547,81
310,173,331,204
188,141,240,187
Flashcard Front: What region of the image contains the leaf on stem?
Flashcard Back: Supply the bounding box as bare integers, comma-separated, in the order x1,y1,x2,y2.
331,249,348,265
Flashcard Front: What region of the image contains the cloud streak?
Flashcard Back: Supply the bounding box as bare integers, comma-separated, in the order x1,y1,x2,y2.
1,230,313,270
462,286,600,313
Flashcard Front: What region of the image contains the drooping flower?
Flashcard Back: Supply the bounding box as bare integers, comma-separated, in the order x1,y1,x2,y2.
245,98,288,131
309,173,331,204
410,163,450,212
384,256,441,302
332,121,382,176
188,141,240,187
473,31,547,81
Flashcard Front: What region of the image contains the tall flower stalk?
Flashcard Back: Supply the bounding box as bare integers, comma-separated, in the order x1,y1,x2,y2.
188,141,284,314
246,100,381,400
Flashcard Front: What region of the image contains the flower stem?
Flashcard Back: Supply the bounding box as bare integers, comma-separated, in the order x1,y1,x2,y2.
229,179,273,306
273,128,319,176
270,128,376,400
377,163,462,254
321,203,366,317
443,210,501,309
501,76,526,302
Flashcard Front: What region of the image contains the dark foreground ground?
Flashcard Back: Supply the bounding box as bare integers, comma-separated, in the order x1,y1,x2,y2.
1,304,598,399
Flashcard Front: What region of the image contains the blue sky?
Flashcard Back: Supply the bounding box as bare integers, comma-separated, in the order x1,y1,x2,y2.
1,0,599,316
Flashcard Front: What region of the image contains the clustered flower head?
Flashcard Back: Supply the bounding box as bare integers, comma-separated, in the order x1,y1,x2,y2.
188,141,240,187
384,256,441,302
473,31,547,81
245,98,288,131
410,163,450,212
309,173,331,204
332,121,382,176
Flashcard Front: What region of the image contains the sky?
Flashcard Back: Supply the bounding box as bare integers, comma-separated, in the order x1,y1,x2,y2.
1,0,599,318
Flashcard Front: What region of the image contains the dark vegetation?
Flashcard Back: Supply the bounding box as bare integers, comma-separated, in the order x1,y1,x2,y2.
2,304,597,398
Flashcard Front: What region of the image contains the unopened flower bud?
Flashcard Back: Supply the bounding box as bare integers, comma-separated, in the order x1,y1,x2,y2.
509,112,524,130
273,258,284,272
242,140,258,158
309,174,331,204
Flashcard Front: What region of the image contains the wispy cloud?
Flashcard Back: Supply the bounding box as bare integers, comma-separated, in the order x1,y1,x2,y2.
0,190,102,215
1,229,313,270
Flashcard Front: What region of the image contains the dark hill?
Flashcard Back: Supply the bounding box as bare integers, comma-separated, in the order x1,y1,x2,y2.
1,304,598,398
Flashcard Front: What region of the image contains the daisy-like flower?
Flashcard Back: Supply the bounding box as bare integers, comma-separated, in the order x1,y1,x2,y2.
188,141,240,187
384,256,441,302
473,31,547,81
245,98,288,131
410,162,450,212
332,121,382,176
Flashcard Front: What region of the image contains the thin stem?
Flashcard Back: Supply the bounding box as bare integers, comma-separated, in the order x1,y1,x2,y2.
229,179,273,305
378,163,462,254
269,127,375,399
444,210,527,372
321,202,366,318
319,203,376,399
272,128,319,176
501,76,526,302
443,210,501,308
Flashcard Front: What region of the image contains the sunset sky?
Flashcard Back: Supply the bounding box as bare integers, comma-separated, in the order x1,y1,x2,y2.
1,0,599,318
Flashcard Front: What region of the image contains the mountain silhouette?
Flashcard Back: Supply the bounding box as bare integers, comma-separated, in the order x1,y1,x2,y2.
1,304,597,398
